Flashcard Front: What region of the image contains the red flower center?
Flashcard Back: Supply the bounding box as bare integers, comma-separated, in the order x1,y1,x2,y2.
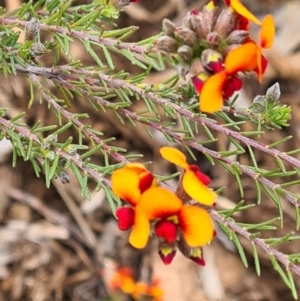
116,207,135,230
155,220,178,243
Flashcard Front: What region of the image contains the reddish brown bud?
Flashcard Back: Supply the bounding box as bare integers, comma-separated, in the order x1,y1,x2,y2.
200,1,218,33
29,42,46,57
214,8,239,36
25,18,40,41
201,49,223,73
191,73,209,93
178,236,206,266
190,14,210,39
158,241,177,265
174,27,197,47
155,36,178,53
226,30,249,45
162,18,176,37
189,248,206,266
189,58,205,78
206,32,222,48
177,45,193,61
181,12,193,29
176,62,190,79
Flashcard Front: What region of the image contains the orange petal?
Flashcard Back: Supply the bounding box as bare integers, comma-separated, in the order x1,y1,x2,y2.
230,0,261,25
200,71,227,113
129,207,150,249
225,42,258,74
111,168,141,206
182,170,217,206
160,147,189,169
178,206,214,247
260,14,275,49
139,187,182,220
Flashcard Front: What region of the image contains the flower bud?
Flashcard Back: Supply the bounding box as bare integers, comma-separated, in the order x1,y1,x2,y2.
158,241,177,265
162,18,176,37
214,8,239,36
174,27,197,47
226,30,249,45
200,1,218,33
29,42,46,57
189,247,206,266
176,62,190,79
191,73,209,93
64,144,77,156
57,171,70,184
177,45,193,61
201,49,223,73
181,12,193,29
178,236,205,266
25,18,40,41
189,14,207,39
189,58,205,78
249,95,266,113
155,36,178,53
206,32,221,48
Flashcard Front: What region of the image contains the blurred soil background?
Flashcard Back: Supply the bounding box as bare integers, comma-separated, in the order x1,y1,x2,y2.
1,0,300,300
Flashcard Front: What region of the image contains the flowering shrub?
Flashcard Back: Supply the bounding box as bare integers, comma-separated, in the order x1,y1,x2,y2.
109,267,163,301
0,0,299,299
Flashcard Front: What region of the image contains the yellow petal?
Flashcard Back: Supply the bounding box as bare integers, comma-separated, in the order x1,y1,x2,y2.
129,207,150,249
111,168,141,206
125,163,148,174
200,71,227,113
182,170,217,206
260,14,275,49
139,187,182,220
160,147,189,169
179,206,214,247
230,0,261,25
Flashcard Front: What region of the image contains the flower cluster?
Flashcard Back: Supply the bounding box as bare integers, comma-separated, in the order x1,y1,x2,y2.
109,267,163,301
111,147,217,265
155,0,275,113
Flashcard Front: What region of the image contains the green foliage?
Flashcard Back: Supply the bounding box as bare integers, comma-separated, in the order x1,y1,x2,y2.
0,0,300,298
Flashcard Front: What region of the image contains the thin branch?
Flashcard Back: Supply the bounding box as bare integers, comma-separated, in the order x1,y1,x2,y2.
211,210,300,276
0,17,148,55
13,64,300,172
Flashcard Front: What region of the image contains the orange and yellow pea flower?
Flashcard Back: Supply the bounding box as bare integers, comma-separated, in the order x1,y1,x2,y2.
159,146,217,206
200,14,275,113
110,267,163,301
229,0,262,26
111,163,156,249
139,187,214,247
